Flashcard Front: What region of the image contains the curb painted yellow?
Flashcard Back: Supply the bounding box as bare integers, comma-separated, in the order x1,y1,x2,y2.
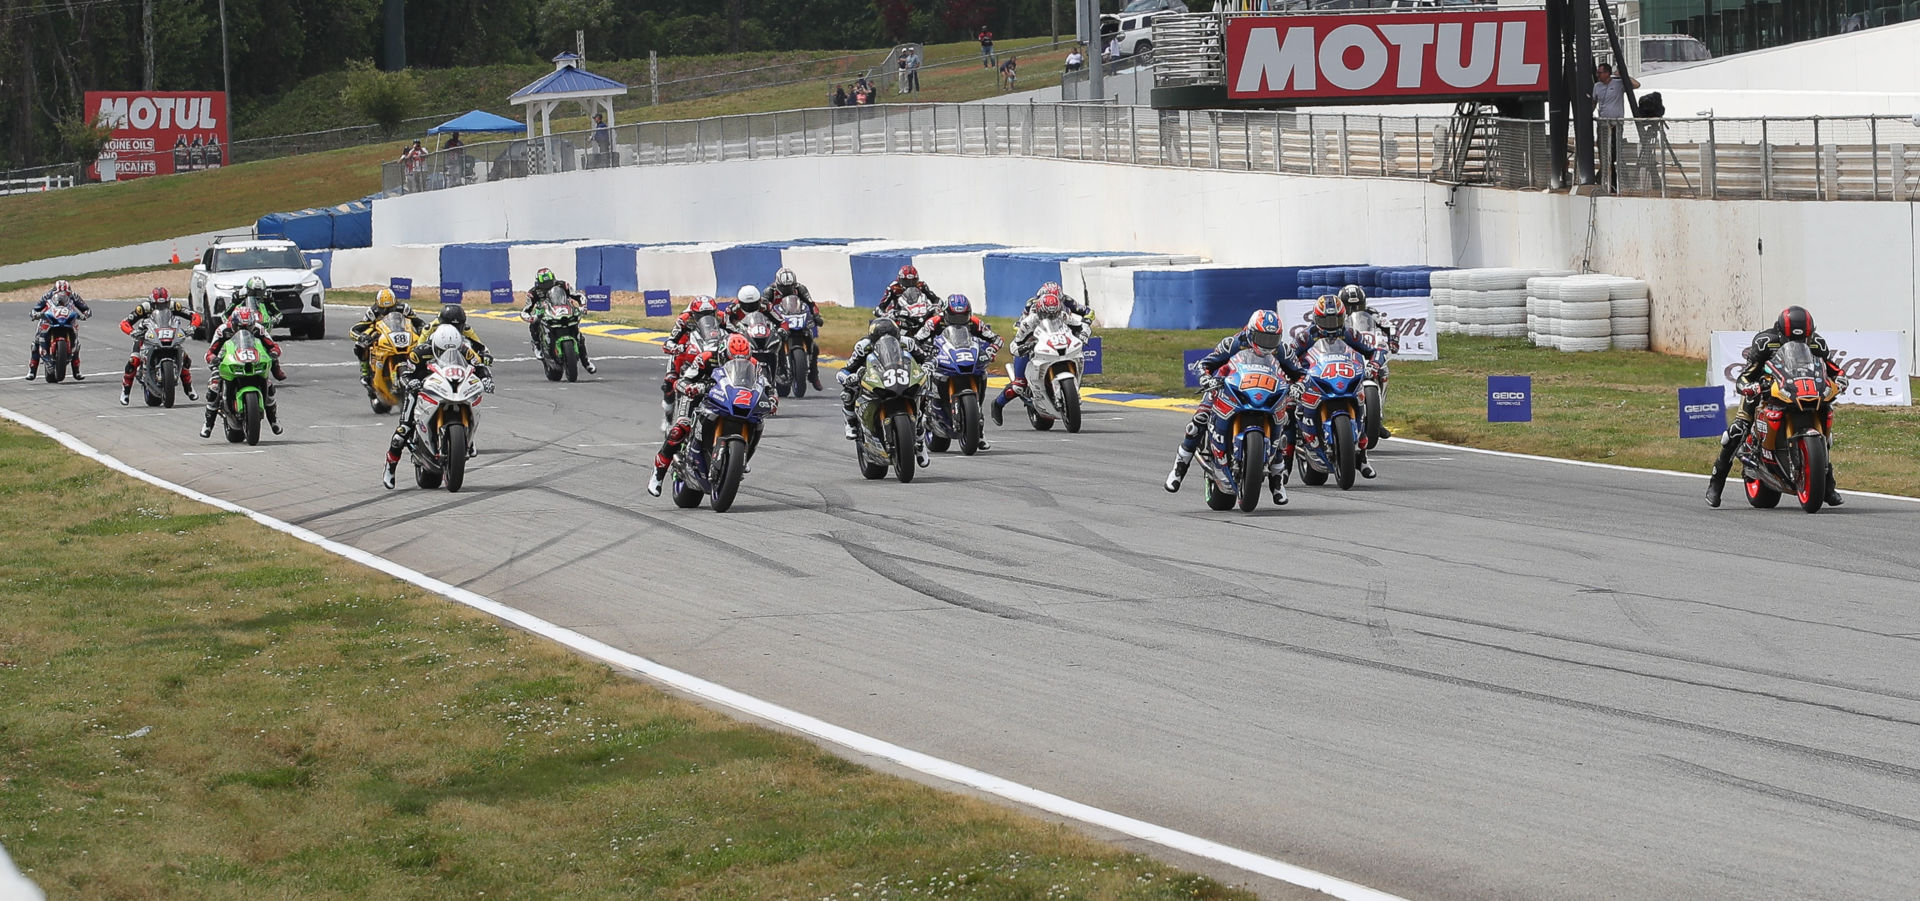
478,309,1197,413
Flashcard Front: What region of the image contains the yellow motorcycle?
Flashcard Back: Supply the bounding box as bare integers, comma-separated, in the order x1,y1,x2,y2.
1739,340,1843,513
363,310,422,414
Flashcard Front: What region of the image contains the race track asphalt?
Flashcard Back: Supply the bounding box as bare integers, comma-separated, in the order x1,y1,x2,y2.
6,301,1918,901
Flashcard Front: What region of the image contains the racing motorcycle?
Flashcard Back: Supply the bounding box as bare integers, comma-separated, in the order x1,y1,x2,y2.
666,356,773,513
1293,336,1367,490
129,308,195,407
528,296,585,382
404,344,488,492
774,295,816,398
1346,309,1390,448
736,308,784,395
363,310,421,413
923,323,989,455
1738,340,1842,513
1195,348,1290,512
1010,317,1086,432
210,331,275,446
891,289,937,337
35,299,85,384
852,334,927,484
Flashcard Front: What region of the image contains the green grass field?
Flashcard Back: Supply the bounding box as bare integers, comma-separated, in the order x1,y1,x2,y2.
0,420,1251,900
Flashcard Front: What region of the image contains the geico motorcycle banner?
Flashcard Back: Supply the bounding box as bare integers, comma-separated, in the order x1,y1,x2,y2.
84,91,229,180
1226,11,1549,102
1707,330,1912,407
1277,297,1437,361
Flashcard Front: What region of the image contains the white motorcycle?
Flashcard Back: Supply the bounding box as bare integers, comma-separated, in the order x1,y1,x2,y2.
405,346,489,492
1009,317,1087,432
1346,309,1390,448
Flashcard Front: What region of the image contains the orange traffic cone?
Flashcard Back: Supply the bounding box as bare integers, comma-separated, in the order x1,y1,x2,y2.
170,243,180,265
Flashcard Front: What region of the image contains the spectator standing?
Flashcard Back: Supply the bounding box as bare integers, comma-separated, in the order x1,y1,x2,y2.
1592,62,1640,191
832,84,848,107
591,113,611,153
402,140,427,191
897,51,910,94
906,48,921,93
1104,35,1122,63
979,28,996,67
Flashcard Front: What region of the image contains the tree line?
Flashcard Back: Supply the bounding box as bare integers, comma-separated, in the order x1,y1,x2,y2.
2,0,1077,170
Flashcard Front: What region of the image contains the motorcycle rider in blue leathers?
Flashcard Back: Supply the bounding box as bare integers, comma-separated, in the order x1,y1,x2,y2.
1284,295,1390,480
1165,310,1305,505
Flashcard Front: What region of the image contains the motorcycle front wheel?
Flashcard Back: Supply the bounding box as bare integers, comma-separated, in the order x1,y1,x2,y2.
242,393,263,446
160,359,178,408
710,436,746,512
958,393,982,455
1795,435,1828,513
889,412,917,484
1059,377,1082,433
1237,431,1267,512
442,423,468,492
790,346,809,398
560,341,579,383
1332,412,1357,490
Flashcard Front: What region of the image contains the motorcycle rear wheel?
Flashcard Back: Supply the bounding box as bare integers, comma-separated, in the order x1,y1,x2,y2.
855,431,888,480
890,413,917,484
442,424,468,492
415,460,443,489
1204,477,1236,511
1743,474,1781,508
1026,403,1055,431
710,437,747,512
1237,431,1267,512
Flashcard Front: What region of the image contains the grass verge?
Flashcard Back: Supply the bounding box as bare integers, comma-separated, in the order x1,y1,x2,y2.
577,303,1920,497
0,421,1251,900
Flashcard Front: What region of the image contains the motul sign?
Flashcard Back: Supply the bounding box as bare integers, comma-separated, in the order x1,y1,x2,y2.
83,91,229,180
1226,12,1549,101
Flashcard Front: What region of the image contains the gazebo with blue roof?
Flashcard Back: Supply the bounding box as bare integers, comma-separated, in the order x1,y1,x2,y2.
511,52,629,168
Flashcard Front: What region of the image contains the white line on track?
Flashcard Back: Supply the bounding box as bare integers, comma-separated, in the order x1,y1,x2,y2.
95,412,171,419
307,423,388,429
574,442,643,448
0,401,1408,901
180,449,265,456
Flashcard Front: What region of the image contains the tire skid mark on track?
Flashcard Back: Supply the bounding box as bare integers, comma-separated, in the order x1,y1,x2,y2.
1656,756,1920,832
1171,622,1920,782
833,531,1061,625
1382,605,1920,705
326,462,596,542
1412,629,1920,729
486,530,646,597
539,484,809,579
1365,582,1401,654
1215,518,1386,568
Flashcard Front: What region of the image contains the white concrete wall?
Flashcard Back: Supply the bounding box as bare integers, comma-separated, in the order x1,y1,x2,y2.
373,154,1920,371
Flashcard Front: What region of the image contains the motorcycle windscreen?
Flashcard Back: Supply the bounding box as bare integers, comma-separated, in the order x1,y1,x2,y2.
720,358,759,391
776,297,806,316
873,334,907,369
1348,311,1376,333
692,318,725,349
1311,336,1351,358
740,312,774,338
230,330,259,355
941,324,975,349
1774,340,1821,379
150,309,175,330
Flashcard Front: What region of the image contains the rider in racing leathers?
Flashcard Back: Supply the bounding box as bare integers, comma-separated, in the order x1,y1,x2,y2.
914,294,1004,451
381,324,496,489
838,317,934,469
1338,284,1399,440
523,268,597,374
989,292,1090,425
1022,281,1093,320
877,265,937,317
27,279,93,381
349,288,428,393
1284,295,1389,480
119,288,199,404
1164,310,1306,505
199,306,287,438
764,267,826,390
1705,305,1848,508
646,333,763,498
658,296,731,431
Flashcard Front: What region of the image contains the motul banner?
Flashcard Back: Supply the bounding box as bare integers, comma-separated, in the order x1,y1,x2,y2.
83,91,229,180
1227,12,1549,101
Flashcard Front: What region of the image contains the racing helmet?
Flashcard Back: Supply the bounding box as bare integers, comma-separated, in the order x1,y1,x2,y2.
775,267,798,288
53,279,72,296
1337,284,1369,313
437,303,467,329
374,287,397,310
1245,310,1284,351
1036,292,1063,319
244,276,268,299
1311,295,1347,333
1776,306,1814,340
725,334,753,360
944,294,972,327
1040,281,1063,297
430,324,463,356
896,265,919,286
535,268,557,288
869,317,900,340
149,287,173,311
736,285,763,310
688,296,718,317
231,306,259,330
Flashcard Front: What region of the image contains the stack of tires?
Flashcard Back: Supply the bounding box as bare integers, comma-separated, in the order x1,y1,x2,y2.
1294,265,1445,300
1524,274,1652,351
1429,268,1571,337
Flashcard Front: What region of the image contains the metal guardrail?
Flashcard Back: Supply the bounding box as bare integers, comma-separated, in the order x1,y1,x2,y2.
378,103,1920,202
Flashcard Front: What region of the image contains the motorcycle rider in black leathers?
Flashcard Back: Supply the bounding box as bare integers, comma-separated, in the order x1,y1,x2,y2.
119,287,199,404
28,279,92,381
1285,295,1389,480
1705,305,1848,508
1164,310,1306,505
877,265,937,318
382,325,496,489
838,317,934,469
1338,284,1399,439
523,268,596,374
763,267,826,391
199,306,286,438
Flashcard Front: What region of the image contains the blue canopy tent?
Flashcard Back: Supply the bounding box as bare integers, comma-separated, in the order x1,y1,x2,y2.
426,110,526,152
